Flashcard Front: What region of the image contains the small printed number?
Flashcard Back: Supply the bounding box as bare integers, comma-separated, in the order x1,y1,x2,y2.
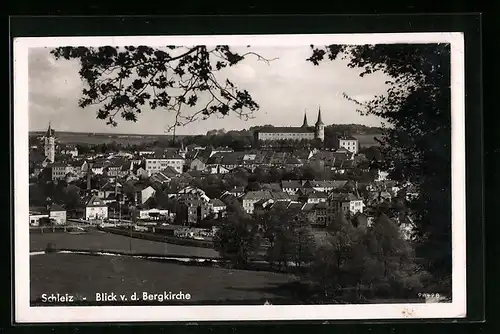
418,293,440,298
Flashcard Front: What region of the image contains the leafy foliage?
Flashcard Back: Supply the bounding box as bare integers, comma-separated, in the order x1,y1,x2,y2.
255,207,316,270
51,45,271,134
312,213,428,300
308,44,452,282
213,211,262,267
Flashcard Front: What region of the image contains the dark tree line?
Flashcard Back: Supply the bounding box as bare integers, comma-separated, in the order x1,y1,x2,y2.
213,206,429,302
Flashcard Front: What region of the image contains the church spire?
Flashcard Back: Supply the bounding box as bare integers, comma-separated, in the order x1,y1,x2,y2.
316,106,324,125
46,121,54,137
302,110,309,127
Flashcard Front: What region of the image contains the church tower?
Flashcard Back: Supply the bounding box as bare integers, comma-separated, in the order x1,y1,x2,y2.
301,111,309,128
314,107,325,141
44,122,56,163
178,140,187,159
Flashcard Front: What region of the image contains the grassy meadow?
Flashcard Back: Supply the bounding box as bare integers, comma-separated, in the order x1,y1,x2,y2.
30,253,299,305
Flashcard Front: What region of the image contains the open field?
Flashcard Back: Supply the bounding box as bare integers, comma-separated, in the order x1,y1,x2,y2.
30,253,298,305
30,230,219,258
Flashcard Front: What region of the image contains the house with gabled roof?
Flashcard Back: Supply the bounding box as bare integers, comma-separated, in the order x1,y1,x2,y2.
190,156,207,172
135,166,148,179
124,171,139,182
328,192,364,215
177,186,210,202
97,181,122,200
242,190,274,214
305,191,328,204
209,198,227,218
269,201,290,211
271,191,291,202
47,204,67,225
281,180,303,195
149,166,181,185
287,201,303,211
132,183,156,205
115,160,132,177
184,148,200,161
255,197,276,209
149,171,172,185
220,152,243,170
206,164,230,175
85,195,108,221
89,160,106,175
103,158,128,177
221,186,246,198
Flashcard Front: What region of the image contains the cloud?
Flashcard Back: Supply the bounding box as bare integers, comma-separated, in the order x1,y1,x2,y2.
28,45,390,135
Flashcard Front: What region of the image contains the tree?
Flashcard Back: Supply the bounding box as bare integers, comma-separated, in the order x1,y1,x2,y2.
310,211,427,302
360,146,383,162
268,167,283,183
51,45,274,139
364,214,429,297
221,195,244,215
289,215,317,269
224,173,248,189
246,181,261,192
62,185,83,212
213,211,261,267
256,207,316,271
308,44,452,285
311,212,364,297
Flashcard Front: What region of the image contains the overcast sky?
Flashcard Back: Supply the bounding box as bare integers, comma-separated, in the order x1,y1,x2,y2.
28,46,390,135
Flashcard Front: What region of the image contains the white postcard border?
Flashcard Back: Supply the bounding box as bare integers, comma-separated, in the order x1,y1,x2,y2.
14,32,466,323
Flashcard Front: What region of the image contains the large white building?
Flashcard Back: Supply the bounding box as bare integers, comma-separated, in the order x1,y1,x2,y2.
50,162,75,180
255,108,325,142
337,135,359,154
145,152,185,175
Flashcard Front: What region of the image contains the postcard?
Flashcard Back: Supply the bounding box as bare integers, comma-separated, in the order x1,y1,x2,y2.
13,32,466,322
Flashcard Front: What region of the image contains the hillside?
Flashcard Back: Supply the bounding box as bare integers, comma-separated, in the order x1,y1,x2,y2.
29,124,383,146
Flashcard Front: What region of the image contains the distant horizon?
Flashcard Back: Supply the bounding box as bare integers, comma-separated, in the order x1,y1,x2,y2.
29,121,384,137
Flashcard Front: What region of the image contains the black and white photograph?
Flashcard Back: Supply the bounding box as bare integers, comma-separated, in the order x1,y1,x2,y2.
14,33,466,322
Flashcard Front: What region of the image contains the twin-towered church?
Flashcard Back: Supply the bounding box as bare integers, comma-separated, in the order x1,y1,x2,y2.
254,107,325,142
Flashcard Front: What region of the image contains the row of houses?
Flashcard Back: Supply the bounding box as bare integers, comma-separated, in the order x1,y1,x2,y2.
30,173,412,232
32,144,367,182
188,147,359,174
